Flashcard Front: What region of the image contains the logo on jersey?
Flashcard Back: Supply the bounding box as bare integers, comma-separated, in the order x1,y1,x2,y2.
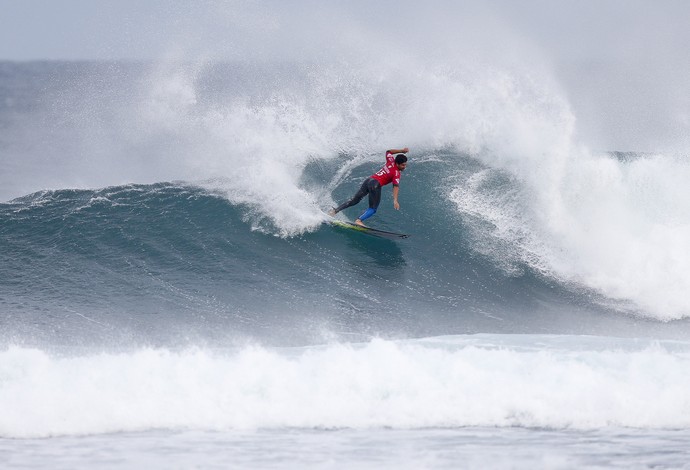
375,166,390,177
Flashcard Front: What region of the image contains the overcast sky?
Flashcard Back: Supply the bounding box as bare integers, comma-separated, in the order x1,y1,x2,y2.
2,0,688,62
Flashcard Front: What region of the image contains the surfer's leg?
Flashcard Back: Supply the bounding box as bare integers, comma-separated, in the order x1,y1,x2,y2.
356,180,381,224
357,207,376,224
367,179,382,209
332,179,370,214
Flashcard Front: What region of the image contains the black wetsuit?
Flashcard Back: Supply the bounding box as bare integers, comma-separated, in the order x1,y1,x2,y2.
333,177,381,217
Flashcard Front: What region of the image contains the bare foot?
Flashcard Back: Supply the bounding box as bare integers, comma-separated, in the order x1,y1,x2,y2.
328,209,336,217
354,219,367,227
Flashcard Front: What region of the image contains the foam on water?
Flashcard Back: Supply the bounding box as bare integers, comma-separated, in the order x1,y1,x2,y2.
3,335,690,438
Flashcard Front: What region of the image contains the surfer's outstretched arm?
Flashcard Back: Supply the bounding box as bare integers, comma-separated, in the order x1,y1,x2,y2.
392,185,400,210
387,147,409,154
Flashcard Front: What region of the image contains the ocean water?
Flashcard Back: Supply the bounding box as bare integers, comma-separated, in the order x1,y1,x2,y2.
1,58,690,469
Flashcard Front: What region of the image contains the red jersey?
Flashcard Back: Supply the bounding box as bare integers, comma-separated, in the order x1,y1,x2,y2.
370,151,401,187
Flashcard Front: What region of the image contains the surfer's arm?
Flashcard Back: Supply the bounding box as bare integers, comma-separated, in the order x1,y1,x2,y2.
386,147,409,154
392,185,400,210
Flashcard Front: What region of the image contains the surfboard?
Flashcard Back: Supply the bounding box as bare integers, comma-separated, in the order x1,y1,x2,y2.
329,219,410,240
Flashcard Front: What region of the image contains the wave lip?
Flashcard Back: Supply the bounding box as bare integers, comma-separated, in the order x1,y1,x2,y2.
2,335,690,438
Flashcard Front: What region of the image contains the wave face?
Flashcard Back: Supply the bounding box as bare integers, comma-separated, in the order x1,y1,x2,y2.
1,174,688,349
0,179,592,348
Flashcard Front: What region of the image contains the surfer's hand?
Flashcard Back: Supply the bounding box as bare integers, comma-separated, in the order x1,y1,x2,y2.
394,200,400,210
402,147,409,153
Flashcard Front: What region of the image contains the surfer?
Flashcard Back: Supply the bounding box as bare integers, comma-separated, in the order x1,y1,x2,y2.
329,148,409,226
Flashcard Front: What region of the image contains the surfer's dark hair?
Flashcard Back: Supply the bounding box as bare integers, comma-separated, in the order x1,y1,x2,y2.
395,154,408,165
